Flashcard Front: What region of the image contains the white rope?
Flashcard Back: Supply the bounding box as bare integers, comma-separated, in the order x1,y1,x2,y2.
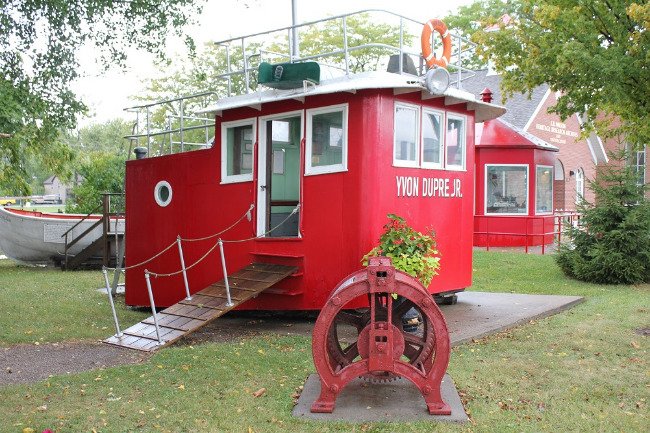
104,203,254,271
147,239,221,278
181,204,254,242
222,205,299,244
146,205,300,278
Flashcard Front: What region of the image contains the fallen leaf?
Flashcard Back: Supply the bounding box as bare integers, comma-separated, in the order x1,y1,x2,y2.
36,405,47,412
177,384,185,390
630,341,640,349
22,428,34,433
253,388,266,398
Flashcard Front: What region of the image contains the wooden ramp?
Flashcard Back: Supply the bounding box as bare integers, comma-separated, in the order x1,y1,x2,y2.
104,263,297,352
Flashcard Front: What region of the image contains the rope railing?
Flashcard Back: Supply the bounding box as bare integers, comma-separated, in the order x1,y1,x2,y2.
145,205,299,277
179,204,254,242
101,203,300,345
103,203,255,272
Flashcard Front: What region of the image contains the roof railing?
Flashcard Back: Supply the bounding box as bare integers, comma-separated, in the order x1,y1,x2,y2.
124,10,476,158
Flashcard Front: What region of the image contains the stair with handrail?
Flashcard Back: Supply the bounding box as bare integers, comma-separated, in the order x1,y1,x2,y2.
62,193,124,270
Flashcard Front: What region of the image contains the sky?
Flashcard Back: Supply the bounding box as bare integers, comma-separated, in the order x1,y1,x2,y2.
73,0,475,126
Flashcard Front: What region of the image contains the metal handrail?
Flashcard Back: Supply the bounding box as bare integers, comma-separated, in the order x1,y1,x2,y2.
210,9,476,90
124,10,477,159
62,193,125,269
476,212,582,254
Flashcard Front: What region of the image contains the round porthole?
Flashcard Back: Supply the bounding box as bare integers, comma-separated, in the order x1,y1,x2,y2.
154,180,173,207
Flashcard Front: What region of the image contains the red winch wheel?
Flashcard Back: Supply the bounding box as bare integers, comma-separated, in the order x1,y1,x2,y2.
310,257,452,415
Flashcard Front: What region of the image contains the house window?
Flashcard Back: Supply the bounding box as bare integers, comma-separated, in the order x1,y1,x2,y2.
393,103,420,167
305,104,348,175
536,165,553,214
575,168,584,203
422,109,444,168
221,119,255,184
633,149,646,186
485,165,528,214
446,115,466,170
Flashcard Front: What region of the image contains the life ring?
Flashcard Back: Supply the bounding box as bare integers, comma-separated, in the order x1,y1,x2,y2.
421,18,452,69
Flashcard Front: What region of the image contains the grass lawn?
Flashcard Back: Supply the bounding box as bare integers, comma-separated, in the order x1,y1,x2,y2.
0,252,648,432
0,260,147,346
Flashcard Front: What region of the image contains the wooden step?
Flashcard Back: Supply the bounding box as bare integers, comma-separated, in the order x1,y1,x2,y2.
103,263,298,352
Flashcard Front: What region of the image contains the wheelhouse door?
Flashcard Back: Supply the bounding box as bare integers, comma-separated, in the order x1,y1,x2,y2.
257,112,302,237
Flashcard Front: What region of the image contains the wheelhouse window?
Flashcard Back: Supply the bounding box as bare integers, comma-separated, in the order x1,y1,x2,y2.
486,165,528,214
446,115,466,170
305,104,348,175
536,165,553,214
393,103,420,167
221,118,255,184
422,109,444,168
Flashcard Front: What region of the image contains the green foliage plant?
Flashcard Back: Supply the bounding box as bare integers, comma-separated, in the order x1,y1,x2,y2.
363,214,441,287
446,0,650,150
555,149,650,284
1,0,202,193
65,152,125,214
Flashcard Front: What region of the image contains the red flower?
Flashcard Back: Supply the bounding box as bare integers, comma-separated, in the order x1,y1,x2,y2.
394,239,403,245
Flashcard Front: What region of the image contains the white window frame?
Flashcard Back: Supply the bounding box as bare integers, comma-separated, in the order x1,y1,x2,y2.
484,164,529,216
154,180,173,207
393,102,421,168
535,165,554,215
256,110,304,237
575,167,584,204
633,148,646,186
445,113,467,171
221,117,256,184
305,103,348,176
421,108,445,169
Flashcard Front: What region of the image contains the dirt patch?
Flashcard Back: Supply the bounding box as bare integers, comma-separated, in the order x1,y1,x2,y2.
0,312,317,387
1,341,150,386
176,311,318,346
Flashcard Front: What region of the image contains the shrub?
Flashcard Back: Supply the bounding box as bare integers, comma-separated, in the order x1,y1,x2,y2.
555,150,650,284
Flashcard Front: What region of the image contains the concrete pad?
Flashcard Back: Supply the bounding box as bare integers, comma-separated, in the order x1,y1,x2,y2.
293,374,468,423
447,291,584,346
290,292,583,423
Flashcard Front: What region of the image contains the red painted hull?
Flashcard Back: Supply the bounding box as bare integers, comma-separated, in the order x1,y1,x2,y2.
125,90,476,309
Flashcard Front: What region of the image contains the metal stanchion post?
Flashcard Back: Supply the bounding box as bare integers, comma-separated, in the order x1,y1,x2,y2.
177,236,192,300
144,271,163,345
102,267,122,338
218,239,234,307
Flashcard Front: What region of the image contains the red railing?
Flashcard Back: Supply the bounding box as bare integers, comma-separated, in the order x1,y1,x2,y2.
474,211,581,254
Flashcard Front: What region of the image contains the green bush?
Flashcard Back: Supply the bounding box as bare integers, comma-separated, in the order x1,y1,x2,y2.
556,151,650,284
65,152,124,214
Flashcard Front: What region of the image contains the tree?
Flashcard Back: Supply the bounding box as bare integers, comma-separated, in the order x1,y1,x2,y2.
136,13,412,153
446,0,650,148
63,119,133,213
140,13,412,102
66,153,125,214
555,148,650,284
273,13,414,73
63,119,133,157
0,0,204,194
